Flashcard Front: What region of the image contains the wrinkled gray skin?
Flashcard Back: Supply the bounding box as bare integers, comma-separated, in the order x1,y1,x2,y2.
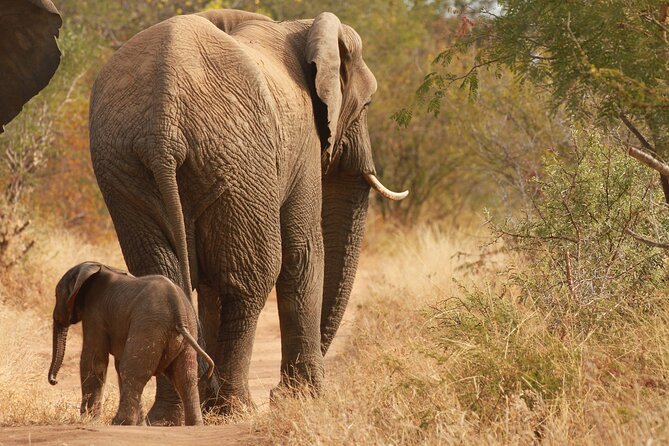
48,262,214,426
0,0,61,132
89,9,404,423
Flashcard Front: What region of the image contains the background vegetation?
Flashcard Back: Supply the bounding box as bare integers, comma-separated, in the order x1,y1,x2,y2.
2,0,669,444
1,0,569,240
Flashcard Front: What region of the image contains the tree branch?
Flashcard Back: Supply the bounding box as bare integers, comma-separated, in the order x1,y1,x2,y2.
627,146,669,177
564,251,577,300
625,228,669,250
620,113,656,153
496,227,578,244
436,58,504,88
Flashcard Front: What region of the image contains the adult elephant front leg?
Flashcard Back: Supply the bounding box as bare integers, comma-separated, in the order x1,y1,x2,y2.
275,167,325,391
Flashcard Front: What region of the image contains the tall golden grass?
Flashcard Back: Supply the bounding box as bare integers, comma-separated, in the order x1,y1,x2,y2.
2,220,669,444
256,224,669,445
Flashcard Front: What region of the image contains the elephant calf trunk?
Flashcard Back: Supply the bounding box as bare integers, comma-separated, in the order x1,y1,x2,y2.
48,322,69,385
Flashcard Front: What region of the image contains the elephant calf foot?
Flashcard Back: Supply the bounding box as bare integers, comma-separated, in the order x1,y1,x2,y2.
146,401,184,426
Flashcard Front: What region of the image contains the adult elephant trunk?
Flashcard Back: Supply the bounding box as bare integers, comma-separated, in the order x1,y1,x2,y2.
320,173,370,355
48,321,68,385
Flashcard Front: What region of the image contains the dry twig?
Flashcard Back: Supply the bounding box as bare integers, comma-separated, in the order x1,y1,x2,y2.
564,251,577,300
625,228,669,250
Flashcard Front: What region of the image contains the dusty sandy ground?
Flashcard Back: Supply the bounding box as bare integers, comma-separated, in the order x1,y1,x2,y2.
0,291,354,445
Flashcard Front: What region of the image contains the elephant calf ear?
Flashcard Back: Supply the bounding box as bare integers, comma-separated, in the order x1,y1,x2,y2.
64,262,102,314
0,0,62,132
305,12,346,171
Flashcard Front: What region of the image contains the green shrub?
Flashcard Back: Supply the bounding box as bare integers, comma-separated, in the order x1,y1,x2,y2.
495,129,669,331
425,129,669,424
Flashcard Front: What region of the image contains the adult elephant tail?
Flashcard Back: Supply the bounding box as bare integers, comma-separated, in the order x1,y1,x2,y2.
155,165,193,301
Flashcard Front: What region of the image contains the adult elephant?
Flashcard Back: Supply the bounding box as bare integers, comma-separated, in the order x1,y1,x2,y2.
89,8,407,423
0,0,62,132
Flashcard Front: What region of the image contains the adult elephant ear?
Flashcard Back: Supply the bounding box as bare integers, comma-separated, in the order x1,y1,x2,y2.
0,0,62,133
305,12,347,173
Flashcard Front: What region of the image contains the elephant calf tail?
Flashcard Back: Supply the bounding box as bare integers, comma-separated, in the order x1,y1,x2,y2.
177,324,214,379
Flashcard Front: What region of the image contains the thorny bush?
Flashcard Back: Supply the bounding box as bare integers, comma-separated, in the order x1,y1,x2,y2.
495,129,669,331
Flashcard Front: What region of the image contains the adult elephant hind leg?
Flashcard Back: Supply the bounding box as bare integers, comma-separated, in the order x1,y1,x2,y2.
96,170,185,426
197,283,222,408
275,171,325,393
211,293,266,414
198,284,221,361
197,193,282,415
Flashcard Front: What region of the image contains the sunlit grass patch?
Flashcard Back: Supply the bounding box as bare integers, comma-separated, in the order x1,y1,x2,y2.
256,224,669,444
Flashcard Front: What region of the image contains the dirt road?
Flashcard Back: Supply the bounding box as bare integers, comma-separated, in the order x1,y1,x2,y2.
0,290,354,445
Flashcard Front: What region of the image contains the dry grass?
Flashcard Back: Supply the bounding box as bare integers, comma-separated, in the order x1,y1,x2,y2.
3,221,669,443
0,296,126,426
0,304,79,426
0,221,127,426
1,304,135,425
255,224,669,445
0,222,124,315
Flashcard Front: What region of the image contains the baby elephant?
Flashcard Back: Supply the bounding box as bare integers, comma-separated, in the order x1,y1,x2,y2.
48,261,214,426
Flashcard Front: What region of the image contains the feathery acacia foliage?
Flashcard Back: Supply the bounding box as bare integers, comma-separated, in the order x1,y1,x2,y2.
407,1,669,181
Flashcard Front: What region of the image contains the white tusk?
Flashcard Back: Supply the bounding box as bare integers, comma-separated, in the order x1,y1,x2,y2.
364,173,409,201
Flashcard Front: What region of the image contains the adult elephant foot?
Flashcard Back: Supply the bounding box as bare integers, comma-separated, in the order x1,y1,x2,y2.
268,358,324,405
281,355,324,393
201,286,269,416
201,380,255,416
147,375,185,426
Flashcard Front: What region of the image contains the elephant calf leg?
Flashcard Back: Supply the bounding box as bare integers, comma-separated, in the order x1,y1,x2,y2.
80,347,109,418
114,341,162,425
147,374,185,426
168,349,203,426
114,366,153,425
113,382,147,425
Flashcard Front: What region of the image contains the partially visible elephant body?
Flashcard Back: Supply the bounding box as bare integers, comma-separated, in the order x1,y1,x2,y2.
0,0,61,131
90,9,386,421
